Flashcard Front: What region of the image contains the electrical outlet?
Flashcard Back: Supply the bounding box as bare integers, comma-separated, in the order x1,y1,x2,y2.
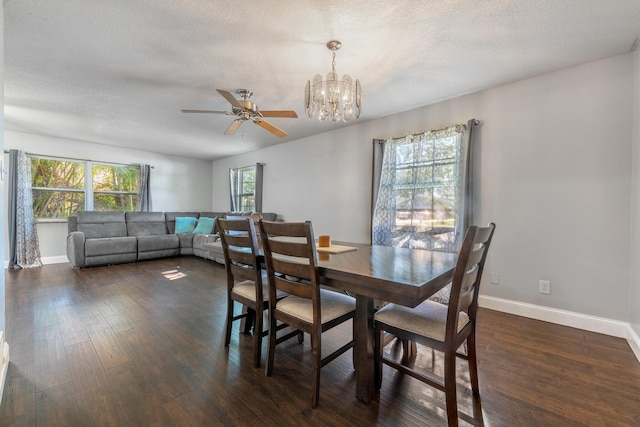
490,273,500,285
539,280,551,294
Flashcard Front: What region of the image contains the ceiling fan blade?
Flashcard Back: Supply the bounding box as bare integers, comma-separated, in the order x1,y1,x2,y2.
224,119,243,135
181,109,230,114
259,110,298,118
255,119,287,138
216,89,243,109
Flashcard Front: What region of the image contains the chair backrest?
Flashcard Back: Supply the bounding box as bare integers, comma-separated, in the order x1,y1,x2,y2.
259,220,321,307
217,218,263,293
446,223,496,336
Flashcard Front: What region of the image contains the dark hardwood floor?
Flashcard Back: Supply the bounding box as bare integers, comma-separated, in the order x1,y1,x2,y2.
1,257,639,426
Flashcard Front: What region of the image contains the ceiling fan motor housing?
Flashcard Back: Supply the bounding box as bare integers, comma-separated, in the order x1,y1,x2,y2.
239,100,259,114
182,88,297,137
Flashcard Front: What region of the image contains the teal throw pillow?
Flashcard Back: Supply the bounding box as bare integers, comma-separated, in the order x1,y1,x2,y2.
193,217,215,234
175,216,197,234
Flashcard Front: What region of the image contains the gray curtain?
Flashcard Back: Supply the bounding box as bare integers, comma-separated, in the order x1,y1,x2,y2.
136,164,152,211
254,162,264,213
461,118,480,237
8,150,42,269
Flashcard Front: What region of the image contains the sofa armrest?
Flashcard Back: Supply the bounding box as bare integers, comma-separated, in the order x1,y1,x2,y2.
67,231,86,268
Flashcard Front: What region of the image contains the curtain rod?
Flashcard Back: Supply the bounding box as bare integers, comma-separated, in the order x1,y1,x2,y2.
3,149,154,169
387,119,480,142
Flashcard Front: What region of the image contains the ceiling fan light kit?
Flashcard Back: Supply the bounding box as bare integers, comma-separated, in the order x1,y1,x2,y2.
181,89,298,138
305,40,361,123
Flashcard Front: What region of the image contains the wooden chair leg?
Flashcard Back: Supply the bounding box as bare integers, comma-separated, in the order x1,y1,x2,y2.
352,318,356,370
310,332,321,408
467,333,480,395
265,306,277,376
242,307,255,335
253,307,263,368
401,339,417,365
444,350,459,427
224,297,233,347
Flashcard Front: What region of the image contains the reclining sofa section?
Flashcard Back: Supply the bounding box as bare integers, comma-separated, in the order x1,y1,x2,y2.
66,211,222,268
66,211,279,268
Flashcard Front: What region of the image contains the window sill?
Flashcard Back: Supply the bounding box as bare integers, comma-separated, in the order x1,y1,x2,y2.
35,218,68,224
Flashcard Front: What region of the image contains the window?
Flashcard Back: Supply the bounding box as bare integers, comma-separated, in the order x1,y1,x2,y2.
92,163,139,211
31,158,85,218
31,157,139,218
230,164,264,212
393,135,458,233
231,166,256,211
372,125,468,252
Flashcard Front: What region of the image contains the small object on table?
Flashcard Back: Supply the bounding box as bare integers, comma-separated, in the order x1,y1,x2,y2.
318,235,331,247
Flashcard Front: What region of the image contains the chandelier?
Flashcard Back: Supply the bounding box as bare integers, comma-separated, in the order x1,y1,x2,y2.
305,40,361,122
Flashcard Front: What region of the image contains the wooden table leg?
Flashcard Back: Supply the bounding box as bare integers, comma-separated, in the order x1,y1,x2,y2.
355,295,374,403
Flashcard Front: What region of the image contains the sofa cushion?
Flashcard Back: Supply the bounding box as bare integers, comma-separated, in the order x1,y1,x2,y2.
85,252,138,267
193,233,217,249
125,212,168,236
178,233,194,254
175,217,197,234
261,213,278,222
77,211,128,239
137,234,180,252
193,217,215,234
200,212,226,234
165,212,200,234
85,236,137,256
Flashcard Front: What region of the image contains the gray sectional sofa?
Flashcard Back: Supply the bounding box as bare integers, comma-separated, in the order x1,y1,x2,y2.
66,211,278,268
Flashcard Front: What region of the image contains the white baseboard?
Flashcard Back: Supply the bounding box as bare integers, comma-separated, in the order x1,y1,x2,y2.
4,255,68,269
0,333,9,407
626,324,640,362
41,256,69,265
479,295,640,363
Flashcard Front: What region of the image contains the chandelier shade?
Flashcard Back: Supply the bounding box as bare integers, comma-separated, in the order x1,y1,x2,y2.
305,40,361,122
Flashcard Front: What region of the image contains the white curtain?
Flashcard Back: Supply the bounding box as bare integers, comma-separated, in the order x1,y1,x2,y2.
229,167,239,211
8,150,42,268
372,123,471,253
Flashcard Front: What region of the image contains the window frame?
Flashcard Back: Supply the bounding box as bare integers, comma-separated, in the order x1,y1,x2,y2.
30,156,140,220
231,165,257,212
372,125,468,252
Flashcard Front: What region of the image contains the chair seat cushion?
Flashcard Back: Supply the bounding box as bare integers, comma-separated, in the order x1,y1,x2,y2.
374,300,469,342
232,273,285,302
276,289,355,324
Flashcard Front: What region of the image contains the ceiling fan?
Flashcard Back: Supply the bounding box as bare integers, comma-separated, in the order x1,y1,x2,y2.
181,89,298,138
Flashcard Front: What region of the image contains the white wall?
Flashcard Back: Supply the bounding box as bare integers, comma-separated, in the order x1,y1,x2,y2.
3,131,214,261
1,4,9,401
1,2,6,335
212,53,634,322
630,47,640,336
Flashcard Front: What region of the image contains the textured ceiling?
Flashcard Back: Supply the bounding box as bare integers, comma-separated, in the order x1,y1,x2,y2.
5,0,640,160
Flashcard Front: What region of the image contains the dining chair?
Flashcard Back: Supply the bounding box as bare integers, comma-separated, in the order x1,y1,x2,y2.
259,220,356,408
374,223,496,426
217,217,282,368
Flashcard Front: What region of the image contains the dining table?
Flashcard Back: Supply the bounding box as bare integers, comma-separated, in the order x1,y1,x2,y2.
316,241,457,403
